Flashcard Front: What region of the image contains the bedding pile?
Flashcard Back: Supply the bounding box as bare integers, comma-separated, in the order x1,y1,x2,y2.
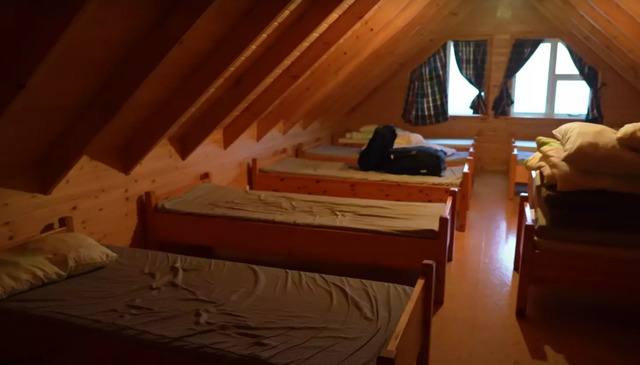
342,124,457,156
524,122,640,194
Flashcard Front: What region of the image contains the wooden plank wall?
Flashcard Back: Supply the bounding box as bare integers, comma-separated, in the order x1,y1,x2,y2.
343,0,640,171
0,124,329,249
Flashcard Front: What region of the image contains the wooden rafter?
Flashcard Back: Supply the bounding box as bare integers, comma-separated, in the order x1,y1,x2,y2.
0,0,86,119
569,0,640,65
254,0,415,142
300,0,473,130
589,0,640,50
37,0,217,194
119,0,294,174
219,0,383,150
171,0,345,158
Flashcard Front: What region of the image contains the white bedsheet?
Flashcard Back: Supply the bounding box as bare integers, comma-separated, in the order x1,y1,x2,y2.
262,157,463,187
158,184,445,238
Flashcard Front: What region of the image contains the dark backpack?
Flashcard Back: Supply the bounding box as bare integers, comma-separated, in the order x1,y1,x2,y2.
384,146,446,176
357,125,397,171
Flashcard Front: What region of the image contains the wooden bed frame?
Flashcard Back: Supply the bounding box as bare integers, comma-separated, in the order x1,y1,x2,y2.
250,156,472,232
0,218,435,365
295,141,476,169
514,185,640,317
508,139,534,200
143,188,453,304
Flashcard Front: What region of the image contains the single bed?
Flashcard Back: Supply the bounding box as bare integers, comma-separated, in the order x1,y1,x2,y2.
143,183,454,304
514,171,640,317
250,156,471,232
508,139,536,199
0,218,436,365
296,143,473,167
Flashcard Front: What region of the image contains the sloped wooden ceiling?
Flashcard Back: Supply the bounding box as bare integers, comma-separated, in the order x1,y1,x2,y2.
0,0,639,195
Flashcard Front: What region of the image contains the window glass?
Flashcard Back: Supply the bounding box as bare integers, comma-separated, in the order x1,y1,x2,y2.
554,80,590,115
555,42,580,75
447,42,481,116
513,42,551,114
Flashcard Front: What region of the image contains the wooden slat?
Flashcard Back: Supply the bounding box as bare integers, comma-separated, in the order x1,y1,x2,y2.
301,0,472,130
570,0,640,64
615,0,640,22
120,0,293,174
0,0,86,119
219,0,382,150
172,0,344,158
590,0,640,50
255,0,413,141
38,0,217,194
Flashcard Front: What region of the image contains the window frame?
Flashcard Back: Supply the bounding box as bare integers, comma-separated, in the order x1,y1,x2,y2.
512,39,588,119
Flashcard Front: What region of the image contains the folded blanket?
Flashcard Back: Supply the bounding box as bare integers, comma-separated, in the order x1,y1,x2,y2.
525,145,640,194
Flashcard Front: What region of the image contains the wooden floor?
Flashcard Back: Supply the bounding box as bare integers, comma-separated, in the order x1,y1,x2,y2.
432,173,640,365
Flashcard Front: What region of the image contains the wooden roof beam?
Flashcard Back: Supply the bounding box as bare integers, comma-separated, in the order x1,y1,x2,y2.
590,0,640,50
219,0,383,150
36,0,217,194
171,0,346,158
569,0,640,65
119,0,294,174
254,0,415,142
276,0,431,135
0,0,86,119
302,0,473,130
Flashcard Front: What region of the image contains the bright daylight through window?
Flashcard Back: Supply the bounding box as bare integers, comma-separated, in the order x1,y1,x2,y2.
447,42,481,116
513,40,590,118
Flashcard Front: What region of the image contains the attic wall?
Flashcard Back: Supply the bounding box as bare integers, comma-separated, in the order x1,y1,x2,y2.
0,124,329,249
342,0,640,171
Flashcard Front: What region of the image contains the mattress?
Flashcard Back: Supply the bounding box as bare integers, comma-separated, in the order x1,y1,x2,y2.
262,157,463,187
532,175,640,249
306,145,469,165
158,183,444,238
0,246,413,365
338,137,474,149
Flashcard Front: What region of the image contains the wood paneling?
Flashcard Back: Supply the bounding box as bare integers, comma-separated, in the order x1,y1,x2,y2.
0,124,330,249
39,0,217,194
0,0,86,118
120,0,294,174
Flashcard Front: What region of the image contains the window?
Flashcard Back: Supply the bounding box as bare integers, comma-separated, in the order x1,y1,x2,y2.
447,42,483,116
513,40,590,118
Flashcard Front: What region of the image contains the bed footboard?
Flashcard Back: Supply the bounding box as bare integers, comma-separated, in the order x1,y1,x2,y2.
377,260,434,365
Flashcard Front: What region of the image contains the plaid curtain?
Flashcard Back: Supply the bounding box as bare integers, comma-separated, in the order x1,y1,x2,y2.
453,40,488,114
567,47,603,123
402,43,448,126
492,39,543,116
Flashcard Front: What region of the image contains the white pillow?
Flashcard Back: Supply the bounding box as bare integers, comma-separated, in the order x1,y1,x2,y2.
0,233,117,298
616,122,640,152
552,122,640,175
21,232,118,276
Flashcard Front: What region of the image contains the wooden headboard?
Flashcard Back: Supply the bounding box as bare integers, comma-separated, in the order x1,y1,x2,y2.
1,216,75,251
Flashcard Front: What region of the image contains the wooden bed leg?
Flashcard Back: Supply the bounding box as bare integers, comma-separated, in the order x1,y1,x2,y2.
447,189,458,262
294,143,304,158
508,147,517,200
143,191,158,250
58,216,75,232
435,217,448,304
516,216,534,317
457,163,470,232
248,158,258,189
417,260,435,365
514,194,528,272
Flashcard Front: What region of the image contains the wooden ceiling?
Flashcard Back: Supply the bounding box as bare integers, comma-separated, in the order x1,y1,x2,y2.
0,0,638,194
